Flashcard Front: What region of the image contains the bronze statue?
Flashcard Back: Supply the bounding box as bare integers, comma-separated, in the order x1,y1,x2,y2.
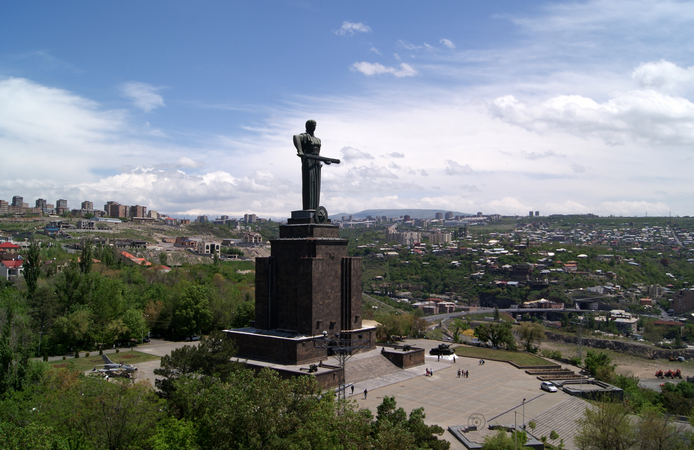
293,120,340,211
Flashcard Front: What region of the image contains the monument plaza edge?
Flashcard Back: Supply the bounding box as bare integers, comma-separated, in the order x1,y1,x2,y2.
225,121,376,384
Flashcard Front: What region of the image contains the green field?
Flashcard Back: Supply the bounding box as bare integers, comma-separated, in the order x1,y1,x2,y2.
454,345,557,367
48,351,161,372
221,260,255,271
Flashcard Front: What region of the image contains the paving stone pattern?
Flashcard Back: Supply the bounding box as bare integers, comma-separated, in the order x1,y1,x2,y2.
529,396,591,449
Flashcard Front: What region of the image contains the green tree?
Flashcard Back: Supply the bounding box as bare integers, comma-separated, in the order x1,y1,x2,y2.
79,239,93,274
635,405,692,450
574,399,636,450
0,422,69,450
519,322,544,352
155,330,241,396
482,429,527,450
22,239,41,299
475,323,517,350
231,301,255,328
0,289,41,394
172,285,213,339
584,351,616,382
159,251,168,266
374,396,449,450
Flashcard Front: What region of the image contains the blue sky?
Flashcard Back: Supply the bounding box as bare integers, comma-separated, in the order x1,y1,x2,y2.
2,1,694,219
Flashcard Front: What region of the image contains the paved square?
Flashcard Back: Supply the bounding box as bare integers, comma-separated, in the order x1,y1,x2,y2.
343,342,584,449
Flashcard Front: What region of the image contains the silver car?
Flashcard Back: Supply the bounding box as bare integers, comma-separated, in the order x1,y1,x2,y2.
541,381,558,392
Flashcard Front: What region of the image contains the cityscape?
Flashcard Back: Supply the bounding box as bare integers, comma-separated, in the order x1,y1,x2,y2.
2,1,694,449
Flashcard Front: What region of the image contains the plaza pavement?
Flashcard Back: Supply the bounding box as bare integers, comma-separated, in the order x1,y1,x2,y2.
68,337,585,448
340,339,585,450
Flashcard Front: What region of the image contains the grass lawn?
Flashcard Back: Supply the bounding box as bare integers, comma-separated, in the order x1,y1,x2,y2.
222,260,255,271
48,351,161,372
454,345,557,367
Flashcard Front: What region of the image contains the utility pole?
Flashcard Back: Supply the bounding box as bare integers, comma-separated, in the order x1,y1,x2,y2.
522,398,526,430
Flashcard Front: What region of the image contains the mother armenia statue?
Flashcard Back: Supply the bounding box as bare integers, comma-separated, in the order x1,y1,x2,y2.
293,120,340,212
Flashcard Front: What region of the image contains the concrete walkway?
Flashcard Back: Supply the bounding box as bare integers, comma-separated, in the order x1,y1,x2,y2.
341,341,586,450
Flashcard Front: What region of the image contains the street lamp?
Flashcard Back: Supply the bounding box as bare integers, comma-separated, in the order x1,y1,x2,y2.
522,398,526,430
314,330,372,408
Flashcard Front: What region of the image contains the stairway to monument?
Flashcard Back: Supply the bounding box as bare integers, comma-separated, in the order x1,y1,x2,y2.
529,396,591,448
344,352,403,384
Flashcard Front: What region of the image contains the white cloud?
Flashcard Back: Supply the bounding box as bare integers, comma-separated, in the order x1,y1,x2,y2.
121,82,165,112
341,146,373,160
350,62,417,77
393,53,401,61
632,60,694,95
445,160,473,175
369,47,382,56
384,152,404,158
440,38,455,49
335,21,371,36
570,163,586,173
519,149,564,160
398,40,422,51
177,156,205,169
489,79,694,145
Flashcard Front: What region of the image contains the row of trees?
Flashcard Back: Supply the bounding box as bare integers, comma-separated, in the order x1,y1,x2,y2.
0,332,451,450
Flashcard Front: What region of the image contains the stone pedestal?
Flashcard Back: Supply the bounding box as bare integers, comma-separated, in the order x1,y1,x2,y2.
226,218,375,365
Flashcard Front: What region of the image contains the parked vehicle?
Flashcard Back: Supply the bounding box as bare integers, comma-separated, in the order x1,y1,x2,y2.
540,381,558,392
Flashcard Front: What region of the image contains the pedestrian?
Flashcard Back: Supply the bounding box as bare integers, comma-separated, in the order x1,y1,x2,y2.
453,355,456,363
351,385,355,395
364,389,368,399
457,369,461,378
437,354,440,361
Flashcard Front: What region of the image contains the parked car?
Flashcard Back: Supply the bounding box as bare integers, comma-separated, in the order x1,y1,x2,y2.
540,381,558,392
185,335,201,341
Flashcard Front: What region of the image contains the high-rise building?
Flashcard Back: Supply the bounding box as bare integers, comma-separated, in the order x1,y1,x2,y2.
56,199,68,208
11,196,23,207
445,212,453,220
105,201,127,218
244,213,257,223
435,212,444,220
129,205,146,218
535,211,540,217
81,201,94,210
529,211,534,217
36,198,47,209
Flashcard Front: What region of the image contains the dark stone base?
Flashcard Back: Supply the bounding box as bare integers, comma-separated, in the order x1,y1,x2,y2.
244,361,342,390
288,209,331,224
380,347,425,369
224,326,377,366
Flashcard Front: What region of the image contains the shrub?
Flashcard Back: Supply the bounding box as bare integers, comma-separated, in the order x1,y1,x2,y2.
85,352,90,357
116,349,120,353
569,356,582,367
62,356,66,360
75,351,79,358
99,350,103,355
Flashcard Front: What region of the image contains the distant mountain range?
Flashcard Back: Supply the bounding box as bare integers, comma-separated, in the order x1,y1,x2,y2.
328,209,473,220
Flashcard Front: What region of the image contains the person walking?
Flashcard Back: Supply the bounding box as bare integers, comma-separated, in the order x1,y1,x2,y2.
457,369,461,378
351,385,355,395
364,389,368,399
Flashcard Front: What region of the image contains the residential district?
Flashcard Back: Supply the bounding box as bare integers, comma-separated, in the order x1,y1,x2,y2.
2,200,694,449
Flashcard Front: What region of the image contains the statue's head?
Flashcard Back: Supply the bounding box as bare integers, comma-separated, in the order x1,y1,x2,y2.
305,120,317,132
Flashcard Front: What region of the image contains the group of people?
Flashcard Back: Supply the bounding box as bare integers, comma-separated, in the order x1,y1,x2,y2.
425,368,434,377
479,359,485,365
457,369,469,378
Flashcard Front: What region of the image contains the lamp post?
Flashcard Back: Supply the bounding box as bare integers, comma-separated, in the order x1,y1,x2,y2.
522,398,526,430
314,330,372,408
514,411,517,450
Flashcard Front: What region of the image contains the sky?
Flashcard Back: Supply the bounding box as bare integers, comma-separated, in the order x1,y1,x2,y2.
1,0,694,219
